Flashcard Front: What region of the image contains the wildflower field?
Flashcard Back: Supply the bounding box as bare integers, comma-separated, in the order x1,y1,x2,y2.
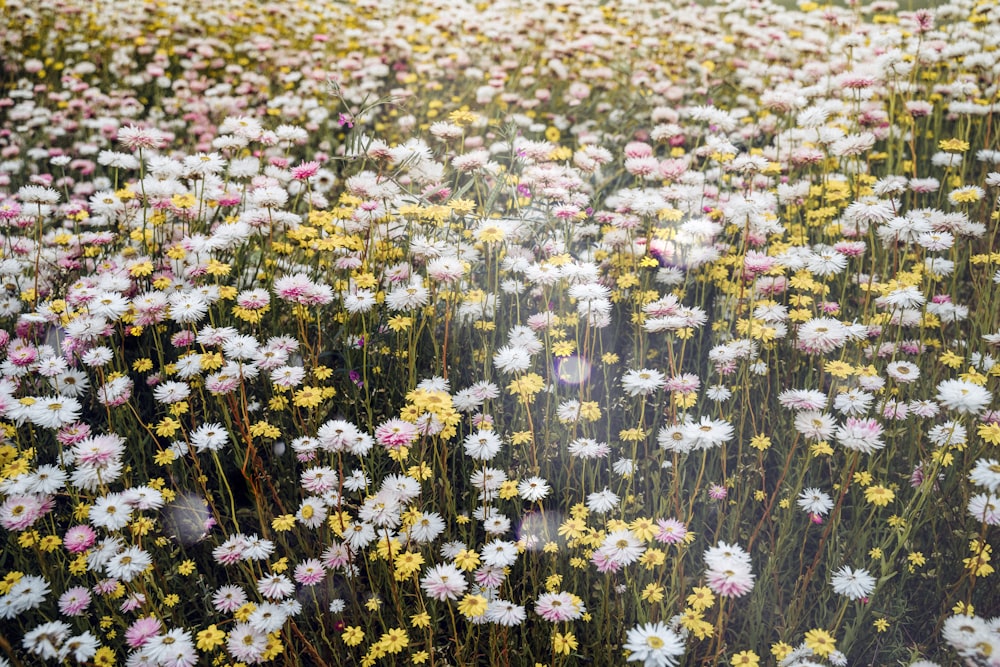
1,0,1000,664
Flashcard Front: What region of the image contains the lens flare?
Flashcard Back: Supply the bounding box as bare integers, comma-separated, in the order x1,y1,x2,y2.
517,509,563,551
555,355,591,385
162,493,213,546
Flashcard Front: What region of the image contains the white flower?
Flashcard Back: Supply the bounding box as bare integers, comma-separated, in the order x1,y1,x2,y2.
969,459,1000,493
621,368,666,396
517,477,551,502
967,493,1000,525
830,565,876,600
797,488,834,516
936,379,991,414
886,360,920,383
463,430,503,461
623,622,686,667
586,487,620,514
493,345,532,374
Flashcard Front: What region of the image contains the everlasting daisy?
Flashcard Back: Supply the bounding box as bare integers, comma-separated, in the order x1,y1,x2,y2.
226,622,268,663
830,565,876,600
463,430,503,460
21,620,71,660
622,621,686,667
57,586,92,617
969,459,1000,493
535,591,585,622
967,494,1000,525
834,417,885,455
797,488,834,520
517,476,551,502
105,546,153,582
420,563,468,601
621,368,667,396
485,599,526,626
936,379,992,415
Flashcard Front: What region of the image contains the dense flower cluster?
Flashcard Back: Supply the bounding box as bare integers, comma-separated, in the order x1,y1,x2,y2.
1,0,999,665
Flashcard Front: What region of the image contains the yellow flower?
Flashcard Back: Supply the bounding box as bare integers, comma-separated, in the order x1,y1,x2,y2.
510,431,533,445
679,609,714,639
154,448,177,466
640,548,666,569
938,138,969,152
953,601,975,616
293,386,325,408
977,422,1000,446
249,421,281,438
378,628,409,654
196,625,226,651
477,225,505,243
132,358,154,372
940,350,964,368
732,650,760,667
824,360,853,378
552,632,577,656
342,626,365,646
93,647,116,667
271,515,296,532
457,594,488,618
128,261,154,277
810,441,834,457
407,462,433,481
155,417,181,438
803,628,836,658
0,571,23,595
641,583,665,603
749,434,771,451
507,373,544,399
770,642,793,661
499,480,519,499
410,612,431,629
687,586,715,611
235,602,256,621
411,650,430,664
177,560,196,576
393,551,425,581
864,485,894,507
873,618,889,633
552,340,576,357
579,401,601,421
388,315,412,332
39,535,62,552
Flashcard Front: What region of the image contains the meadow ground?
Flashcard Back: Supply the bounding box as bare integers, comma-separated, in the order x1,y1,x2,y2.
0,0,999,665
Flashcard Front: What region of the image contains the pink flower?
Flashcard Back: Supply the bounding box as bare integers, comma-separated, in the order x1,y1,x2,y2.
293,559,326,586
64,525,97,553
420,563,467,601
273,273,334,306
706,566,756,597
0,494,50,531
534,591,585,622
125,616,162,648
291,161,320,180
374,418,419,450
655,518,688,544
58,586,92,616
708,484,728,501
